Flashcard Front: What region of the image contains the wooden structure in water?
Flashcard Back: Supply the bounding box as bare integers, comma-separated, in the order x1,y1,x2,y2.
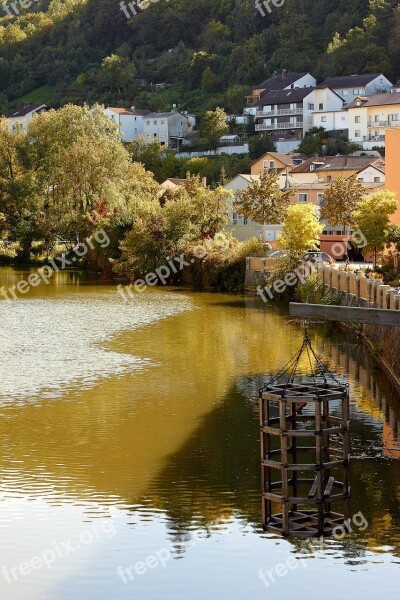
259,332,351,537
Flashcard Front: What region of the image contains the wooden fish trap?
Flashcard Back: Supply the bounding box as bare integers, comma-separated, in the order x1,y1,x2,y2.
259,330,351,537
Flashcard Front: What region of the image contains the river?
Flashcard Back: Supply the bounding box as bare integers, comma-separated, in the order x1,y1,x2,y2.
0,266,399,599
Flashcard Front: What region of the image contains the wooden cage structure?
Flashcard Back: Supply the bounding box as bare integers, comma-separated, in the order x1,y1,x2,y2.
260,380,351,537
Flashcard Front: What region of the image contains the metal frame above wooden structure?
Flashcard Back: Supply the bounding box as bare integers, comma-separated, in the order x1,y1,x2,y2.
289,303,400,327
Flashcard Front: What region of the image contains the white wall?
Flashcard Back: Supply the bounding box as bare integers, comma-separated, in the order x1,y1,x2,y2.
104,109,146,142
289,73,316,89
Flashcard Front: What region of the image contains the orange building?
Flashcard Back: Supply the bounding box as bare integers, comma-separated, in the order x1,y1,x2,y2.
385,128,400,223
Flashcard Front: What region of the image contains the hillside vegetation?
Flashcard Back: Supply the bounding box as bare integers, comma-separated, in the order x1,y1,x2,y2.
0,0,399,115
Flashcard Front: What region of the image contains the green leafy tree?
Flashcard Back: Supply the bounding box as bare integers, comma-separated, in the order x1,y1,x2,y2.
278,204,324,259
200,107,228,149
320,175,364,236
352,190,398,267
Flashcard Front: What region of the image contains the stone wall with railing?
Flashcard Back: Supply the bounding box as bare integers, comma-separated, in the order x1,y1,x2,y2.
318,266,400,310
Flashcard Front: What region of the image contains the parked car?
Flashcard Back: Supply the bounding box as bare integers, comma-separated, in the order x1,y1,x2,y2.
269,250,287,259
303,251,335,265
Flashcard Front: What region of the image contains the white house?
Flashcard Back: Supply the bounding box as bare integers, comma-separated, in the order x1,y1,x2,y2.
313,109,349,133
355,163,385,184
143,111,189,148
104,106,151,142
6,103,48,130
255,86,343,141
346,92,400,149
319,74,392,103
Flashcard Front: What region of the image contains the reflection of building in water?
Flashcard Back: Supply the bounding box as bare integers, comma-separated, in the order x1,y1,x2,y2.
320,339,400,455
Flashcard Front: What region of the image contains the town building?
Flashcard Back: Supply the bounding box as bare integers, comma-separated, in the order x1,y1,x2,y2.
6,103,48,130
104,106,151,142
347,92,400,149
246,71,316,106
319,73,392,102
250,152,306,176
289,155,385,184
143,111,189,148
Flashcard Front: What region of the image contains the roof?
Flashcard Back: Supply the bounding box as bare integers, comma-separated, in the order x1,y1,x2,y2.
107,107,151,116
251,152,307,167
319,74,383,89
290,155,384,174
257,86,314,106
146,111,187,118
253,72,309,92
6,103,47,118
346,91,400,108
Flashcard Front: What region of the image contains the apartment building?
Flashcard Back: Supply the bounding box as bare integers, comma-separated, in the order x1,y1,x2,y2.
104,107,151,142
347,92,400,149
319,73,392,103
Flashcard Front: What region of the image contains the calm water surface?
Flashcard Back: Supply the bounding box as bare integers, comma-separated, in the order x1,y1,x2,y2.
0,266,399,599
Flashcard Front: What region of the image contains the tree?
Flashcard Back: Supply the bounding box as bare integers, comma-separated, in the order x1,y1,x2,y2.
200,107,228,149
97,54,135,94
235,170,294,240
320,175,364,236
278,204,324,259
248,135,275,160
352,190,398,267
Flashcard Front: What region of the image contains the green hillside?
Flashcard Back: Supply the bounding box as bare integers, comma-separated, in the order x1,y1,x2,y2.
0,0,399,115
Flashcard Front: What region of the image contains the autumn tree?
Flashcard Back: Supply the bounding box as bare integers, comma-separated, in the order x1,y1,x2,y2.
352,190,398,267
320,175,365,235
278,204,324,259
235,170,293,240
200,107,228,149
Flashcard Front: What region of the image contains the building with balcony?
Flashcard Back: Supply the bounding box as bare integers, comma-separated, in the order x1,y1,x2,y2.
255,86,343,143
246,71,316,106
319,73,392,103
347,92,400,149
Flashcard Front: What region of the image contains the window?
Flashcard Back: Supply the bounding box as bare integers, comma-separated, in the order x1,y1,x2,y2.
269,160,275,169
375,115,380,122
153,120,157,125
389,114,400,122
319,103,323,110
232,212,237,225
317,193,324,205
298,193,308,203
321,117,327,122
153,133,157,137
355,116,360,123
134,128,137,133
353,88,362,95
327,176,332,182
355,130,361,138
161,120,165,125
134,117,137,121
308,103,314,110
341,115,346,121
357,177,364,182
342,90,348,97
374,176,380,182
243,218,248,225
146,120,150,125
263,160,268,168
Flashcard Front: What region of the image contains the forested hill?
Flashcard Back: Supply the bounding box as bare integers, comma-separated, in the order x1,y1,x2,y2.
1,0,400,115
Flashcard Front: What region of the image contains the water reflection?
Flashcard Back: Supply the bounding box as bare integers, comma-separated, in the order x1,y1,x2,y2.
0,267,400,599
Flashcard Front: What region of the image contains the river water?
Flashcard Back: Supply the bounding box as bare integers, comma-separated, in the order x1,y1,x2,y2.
0,266,399,599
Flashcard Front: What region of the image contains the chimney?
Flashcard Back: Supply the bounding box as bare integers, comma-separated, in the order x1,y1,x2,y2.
282,69,287,79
